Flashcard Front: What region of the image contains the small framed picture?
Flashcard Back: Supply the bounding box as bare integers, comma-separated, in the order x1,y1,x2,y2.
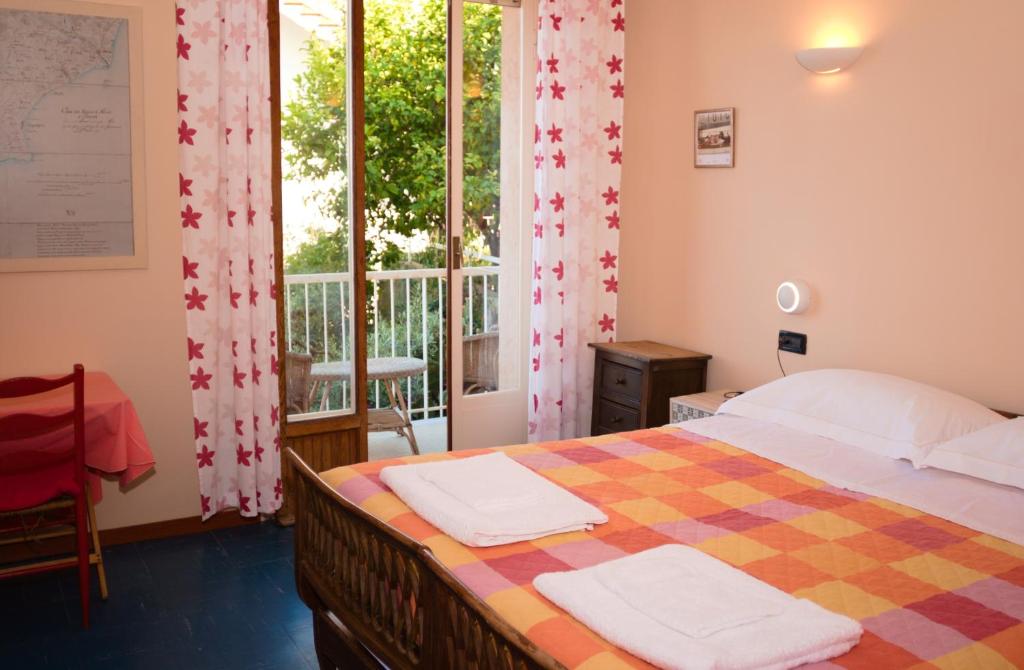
694,107,735,168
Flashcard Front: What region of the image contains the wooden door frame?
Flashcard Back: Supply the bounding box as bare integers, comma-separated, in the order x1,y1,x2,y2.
445,0,456,453
270,1,368,461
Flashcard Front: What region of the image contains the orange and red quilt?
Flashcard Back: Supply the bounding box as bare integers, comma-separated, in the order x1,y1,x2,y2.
320,426,1024,669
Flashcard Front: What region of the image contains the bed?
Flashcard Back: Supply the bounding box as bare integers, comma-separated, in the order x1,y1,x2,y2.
288,407,1024,669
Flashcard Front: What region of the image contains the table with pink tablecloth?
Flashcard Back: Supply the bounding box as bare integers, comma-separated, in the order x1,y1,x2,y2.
0,371,154,501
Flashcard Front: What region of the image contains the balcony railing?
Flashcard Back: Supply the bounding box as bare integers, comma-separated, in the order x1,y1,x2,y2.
284,266,499,417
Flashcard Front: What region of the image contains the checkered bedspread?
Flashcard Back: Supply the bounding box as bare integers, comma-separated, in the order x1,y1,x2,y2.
319,427,1024,669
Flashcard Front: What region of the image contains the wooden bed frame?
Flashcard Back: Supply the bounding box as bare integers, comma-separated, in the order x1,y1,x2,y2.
286,449,564,670
289,408,1021,669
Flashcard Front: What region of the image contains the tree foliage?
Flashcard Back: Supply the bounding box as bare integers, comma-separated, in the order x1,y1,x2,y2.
282,0,502,272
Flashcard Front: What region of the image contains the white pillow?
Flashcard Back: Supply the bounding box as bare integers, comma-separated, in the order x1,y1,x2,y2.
717,369,1005,461
920,418,1023,489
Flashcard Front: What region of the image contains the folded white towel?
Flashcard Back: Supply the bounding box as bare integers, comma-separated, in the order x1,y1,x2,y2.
379,452,608,547
534,545,862,670
597,554,784,638
418,457,543,512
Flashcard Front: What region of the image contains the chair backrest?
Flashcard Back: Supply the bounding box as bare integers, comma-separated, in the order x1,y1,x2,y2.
0,365,86,486
462,331,499,391
285,352,313,414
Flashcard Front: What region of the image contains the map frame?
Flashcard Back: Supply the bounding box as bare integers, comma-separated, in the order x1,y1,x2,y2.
0,0,147,273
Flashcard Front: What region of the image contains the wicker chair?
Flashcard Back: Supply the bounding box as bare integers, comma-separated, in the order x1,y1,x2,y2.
462,331,499,395
285,352,313,414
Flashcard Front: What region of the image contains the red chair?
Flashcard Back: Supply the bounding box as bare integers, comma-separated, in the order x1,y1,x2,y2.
0,364,108,628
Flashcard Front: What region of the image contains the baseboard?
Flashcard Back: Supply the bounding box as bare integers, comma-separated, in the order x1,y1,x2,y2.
99,511,261,546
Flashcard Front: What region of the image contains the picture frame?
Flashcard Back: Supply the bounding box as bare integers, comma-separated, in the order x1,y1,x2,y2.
694,107,735,168
0,0,147,272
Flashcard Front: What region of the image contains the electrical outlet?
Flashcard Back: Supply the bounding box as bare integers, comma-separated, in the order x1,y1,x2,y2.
778,330,807,355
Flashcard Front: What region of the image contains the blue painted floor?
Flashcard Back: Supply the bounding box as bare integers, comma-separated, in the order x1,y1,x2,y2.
0,523,315,669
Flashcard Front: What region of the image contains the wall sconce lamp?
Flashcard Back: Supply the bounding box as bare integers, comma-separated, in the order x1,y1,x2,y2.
776,280,811,314
795,46,863,74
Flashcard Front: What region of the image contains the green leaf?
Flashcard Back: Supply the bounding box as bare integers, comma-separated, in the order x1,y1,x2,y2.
282,0,503,270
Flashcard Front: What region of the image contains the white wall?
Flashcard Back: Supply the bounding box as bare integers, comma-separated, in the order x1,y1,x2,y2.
0,0,198,529
618,0,1024,414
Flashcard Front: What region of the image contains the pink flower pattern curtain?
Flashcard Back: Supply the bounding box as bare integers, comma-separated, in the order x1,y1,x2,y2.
176,0,281,519
529,0,625,441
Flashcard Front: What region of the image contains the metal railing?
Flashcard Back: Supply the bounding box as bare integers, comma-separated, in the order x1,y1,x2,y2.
284,266,499,417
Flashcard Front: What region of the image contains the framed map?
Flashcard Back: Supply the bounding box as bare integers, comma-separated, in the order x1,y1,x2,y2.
0,0,146,272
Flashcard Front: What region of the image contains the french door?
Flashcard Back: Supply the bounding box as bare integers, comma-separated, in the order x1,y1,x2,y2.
271,0,367,521
272,0,535,470
447,0,535,451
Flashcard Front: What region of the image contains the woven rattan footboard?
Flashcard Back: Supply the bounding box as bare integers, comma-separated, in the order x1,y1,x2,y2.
286,449,564,670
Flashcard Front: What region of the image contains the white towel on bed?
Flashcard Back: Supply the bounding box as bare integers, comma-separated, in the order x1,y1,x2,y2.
379,452,607,547
534,544,862,670
596,553,785,639
418,459,544,512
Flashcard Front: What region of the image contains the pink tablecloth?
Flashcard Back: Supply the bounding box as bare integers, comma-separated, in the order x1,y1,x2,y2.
0,371,154,501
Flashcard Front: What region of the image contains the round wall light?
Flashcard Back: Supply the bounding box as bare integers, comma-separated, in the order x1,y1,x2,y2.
776,280,811,314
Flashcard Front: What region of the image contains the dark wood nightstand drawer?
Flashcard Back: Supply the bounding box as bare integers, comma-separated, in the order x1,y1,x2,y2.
598,360,643,403
589,340,711,434
594,398,640,434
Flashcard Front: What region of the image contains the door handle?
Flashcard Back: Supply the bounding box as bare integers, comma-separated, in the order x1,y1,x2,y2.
451,236,462,270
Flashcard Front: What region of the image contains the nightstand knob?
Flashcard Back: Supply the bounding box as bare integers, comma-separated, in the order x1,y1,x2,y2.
614,377,626,385
610,416,622,424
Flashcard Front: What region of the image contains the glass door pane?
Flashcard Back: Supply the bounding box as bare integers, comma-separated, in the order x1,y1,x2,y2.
278,2,356,420
362,0,449,459
461,0,505,397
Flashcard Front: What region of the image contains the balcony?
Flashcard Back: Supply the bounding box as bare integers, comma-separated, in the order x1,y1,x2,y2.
284,266,499,458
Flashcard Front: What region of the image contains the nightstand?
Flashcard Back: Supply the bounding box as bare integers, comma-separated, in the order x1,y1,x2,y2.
589,340,711,435
670,390,733,423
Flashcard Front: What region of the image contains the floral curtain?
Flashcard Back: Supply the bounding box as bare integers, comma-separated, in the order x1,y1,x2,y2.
176,0,281,519
529,0,625,441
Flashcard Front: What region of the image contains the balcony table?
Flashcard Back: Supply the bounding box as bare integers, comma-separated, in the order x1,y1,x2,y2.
310,357,426,454
0,371,154,502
